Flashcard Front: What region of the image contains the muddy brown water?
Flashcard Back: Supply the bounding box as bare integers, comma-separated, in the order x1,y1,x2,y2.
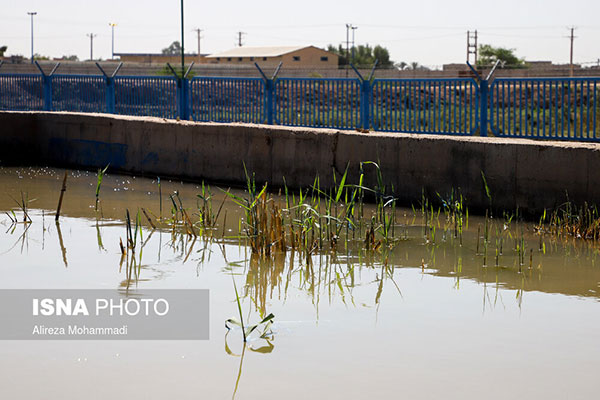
0,166,599,399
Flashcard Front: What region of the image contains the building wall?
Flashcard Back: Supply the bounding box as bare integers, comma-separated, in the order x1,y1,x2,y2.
208,47,338,68
117,54,206,64
208,55,284,66
280,47,338,68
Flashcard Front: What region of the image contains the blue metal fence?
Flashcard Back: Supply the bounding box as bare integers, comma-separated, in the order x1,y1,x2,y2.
0,74,43,111
115,76,177,119
490,77,600,141
52,74,105,113
371,78,480,135
1,70,599,142
190,77,265,123
275,78,361,129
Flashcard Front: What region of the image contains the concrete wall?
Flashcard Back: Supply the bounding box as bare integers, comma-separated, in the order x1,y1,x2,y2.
1,111,599,215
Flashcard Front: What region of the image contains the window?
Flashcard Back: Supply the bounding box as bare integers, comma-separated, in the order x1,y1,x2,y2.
227,57,232,62
320,56,328,62
293,56,301,61
250,57,254,61
216,57,221,61
238,57,243,62
263,57,267,61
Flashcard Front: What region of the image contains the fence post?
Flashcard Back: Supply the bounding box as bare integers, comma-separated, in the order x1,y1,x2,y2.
175,78,183,119
174,77,191,120
42,75,53,111
265,79,274,125
254,62,282,125
166,62,192,120
106,77,115,114
361,79,371,130
35,61,59,111
351,61,377,131
468,60,500,137
479,79,489,137
96,62,121,114
181,78,190,120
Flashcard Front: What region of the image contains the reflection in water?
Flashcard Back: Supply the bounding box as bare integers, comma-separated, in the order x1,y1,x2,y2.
55,221,68,268
1,221,30,256
95,221,105,252
1,166,598,302
1,171,600,322
231,342,245,400
225,329,275,400
1,167,600,398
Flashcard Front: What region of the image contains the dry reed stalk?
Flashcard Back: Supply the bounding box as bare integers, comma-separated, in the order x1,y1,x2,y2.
55,171,68,221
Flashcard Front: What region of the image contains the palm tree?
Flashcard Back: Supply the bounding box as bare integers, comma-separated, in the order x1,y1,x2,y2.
395,61,407,70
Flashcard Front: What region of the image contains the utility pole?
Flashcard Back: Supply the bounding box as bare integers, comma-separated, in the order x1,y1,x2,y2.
87,33,96,61
236,31,245,47
193,28,203,57
345,23,351,77
180,0,185,75
568,27,576,77
27,12,37,64
351,25,358,63
109,23,117,60
467,30,478,65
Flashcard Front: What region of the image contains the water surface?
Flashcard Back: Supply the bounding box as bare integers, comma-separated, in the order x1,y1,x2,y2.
0,167,598,399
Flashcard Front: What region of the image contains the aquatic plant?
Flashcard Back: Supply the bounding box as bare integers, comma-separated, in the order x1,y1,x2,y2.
95,165,109,212
225,275,275,343
8,191,32,223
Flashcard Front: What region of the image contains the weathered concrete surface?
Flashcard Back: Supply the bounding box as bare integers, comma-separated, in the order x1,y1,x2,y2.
1,111,599,214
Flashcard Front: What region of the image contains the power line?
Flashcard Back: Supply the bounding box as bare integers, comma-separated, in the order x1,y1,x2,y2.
482,32,563,39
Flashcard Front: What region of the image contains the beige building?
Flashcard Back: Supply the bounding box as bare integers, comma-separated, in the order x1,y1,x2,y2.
205,46,338,68
114,53,207,64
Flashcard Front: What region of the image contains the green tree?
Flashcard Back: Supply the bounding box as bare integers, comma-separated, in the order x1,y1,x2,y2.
477,44,526,68
162,41,182,55
372,45,392,67
326,43,394,68
0,46,7,57
60,55,79,61
395,61,407,70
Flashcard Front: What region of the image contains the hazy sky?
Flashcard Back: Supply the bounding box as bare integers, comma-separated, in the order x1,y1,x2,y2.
2,0,598,67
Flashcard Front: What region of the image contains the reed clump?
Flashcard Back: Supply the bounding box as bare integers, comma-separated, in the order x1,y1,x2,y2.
536,201,600,240
221,162,404,261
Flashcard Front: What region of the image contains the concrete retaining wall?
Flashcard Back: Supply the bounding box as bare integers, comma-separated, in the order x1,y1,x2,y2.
1,111,599,214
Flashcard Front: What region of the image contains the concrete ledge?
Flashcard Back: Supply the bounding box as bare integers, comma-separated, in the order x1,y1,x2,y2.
1,111,599,214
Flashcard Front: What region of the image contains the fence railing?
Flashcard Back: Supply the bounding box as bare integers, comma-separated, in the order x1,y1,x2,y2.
489,77,599,141
0,73,43,111
1,66,599,142
115,76,178,119
191,77,265,124
275,77,362,129
371,78,480,135
52,74,105,113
